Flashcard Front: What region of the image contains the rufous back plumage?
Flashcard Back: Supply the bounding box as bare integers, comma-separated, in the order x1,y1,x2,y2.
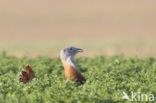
19,64,35,83
62,60,86,84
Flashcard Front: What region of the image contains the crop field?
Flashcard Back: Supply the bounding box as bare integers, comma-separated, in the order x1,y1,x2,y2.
0,52,155,103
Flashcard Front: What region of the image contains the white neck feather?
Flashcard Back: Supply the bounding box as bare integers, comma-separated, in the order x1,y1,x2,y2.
66,56,79,70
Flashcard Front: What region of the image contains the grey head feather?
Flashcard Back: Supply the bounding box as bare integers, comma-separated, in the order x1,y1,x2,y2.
60,46,83,70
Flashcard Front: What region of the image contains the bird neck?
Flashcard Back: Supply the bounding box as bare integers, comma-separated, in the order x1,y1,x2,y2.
62,56,79,71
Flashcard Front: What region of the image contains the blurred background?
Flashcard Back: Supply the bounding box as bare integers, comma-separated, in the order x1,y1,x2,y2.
0,0,156,58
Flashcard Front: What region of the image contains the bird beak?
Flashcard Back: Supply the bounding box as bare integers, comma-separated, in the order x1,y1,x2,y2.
76,48,83,52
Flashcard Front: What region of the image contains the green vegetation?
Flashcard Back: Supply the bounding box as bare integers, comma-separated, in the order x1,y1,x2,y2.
0,53,155,103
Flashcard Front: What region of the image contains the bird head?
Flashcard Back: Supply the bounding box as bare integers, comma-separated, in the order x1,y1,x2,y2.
60,46,83,61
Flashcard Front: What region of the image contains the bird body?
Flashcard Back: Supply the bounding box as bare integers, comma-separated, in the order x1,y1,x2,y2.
62,60,86,84
19,64,35,83
60,46,86,84
20,71,29,83
25,64,35,80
